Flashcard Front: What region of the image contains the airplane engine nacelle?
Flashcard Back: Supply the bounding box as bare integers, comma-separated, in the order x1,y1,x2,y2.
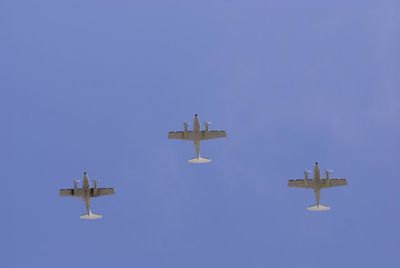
204,122,211,132
325,170,333,179
93,180,99,196
74,180,79,196
183,122,189,132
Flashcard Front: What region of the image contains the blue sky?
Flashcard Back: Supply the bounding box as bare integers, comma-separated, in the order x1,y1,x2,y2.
1,1,399,267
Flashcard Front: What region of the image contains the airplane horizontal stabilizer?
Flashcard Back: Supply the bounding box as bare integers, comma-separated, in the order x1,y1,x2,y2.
80,213,103,220
307,205,330,211
188,157,211,164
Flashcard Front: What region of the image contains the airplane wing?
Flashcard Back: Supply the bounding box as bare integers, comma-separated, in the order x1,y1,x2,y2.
59,188,83,197
200,130,227,140
288,179,315,188
168,131,194,140
319,178,347,188
90,188,115,197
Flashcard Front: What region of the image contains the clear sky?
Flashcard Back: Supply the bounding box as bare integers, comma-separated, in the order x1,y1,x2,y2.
1,1,399,267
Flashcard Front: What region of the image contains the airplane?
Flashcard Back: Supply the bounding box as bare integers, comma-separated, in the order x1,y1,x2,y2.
288,162,347,211
59,172,115,219
168,114,227,163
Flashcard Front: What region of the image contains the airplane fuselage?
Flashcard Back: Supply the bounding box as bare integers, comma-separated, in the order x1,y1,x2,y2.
193,114,201,157
313,163,321,186
82,173,91,214
312,163,321,206
82,174,90,193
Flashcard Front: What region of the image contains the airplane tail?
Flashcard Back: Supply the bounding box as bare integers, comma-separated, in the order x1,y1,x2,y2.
307,205,330,211
188,156,211,164
80,212,103,220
